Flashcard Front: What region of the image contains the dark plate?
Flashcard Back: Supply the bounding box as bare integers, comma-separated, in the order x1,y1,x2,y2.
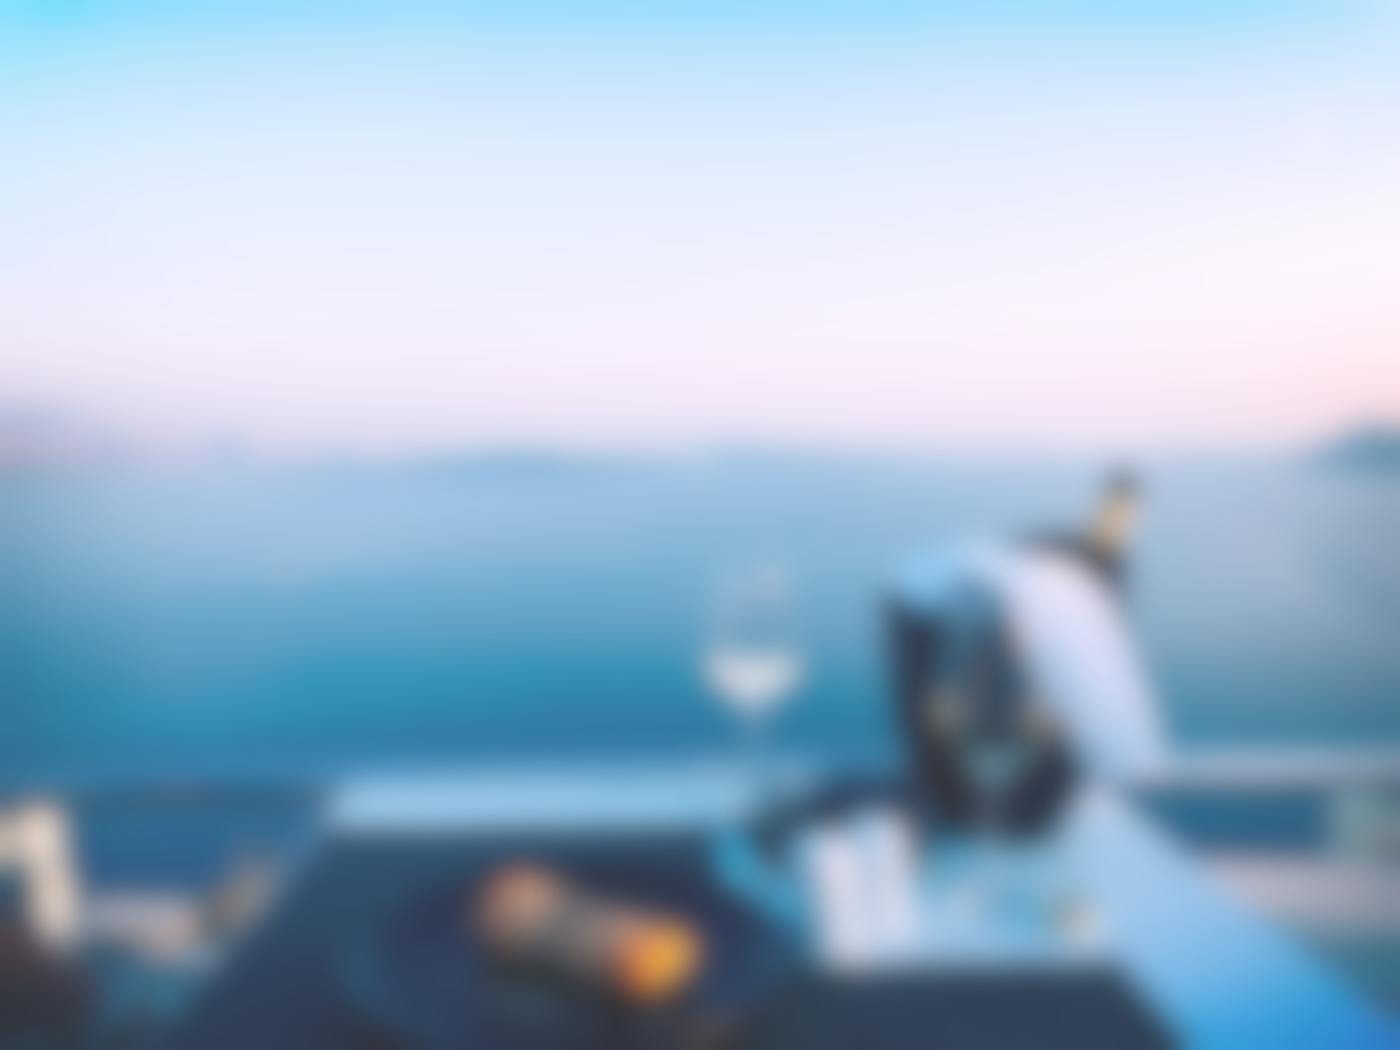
336,855,797,1050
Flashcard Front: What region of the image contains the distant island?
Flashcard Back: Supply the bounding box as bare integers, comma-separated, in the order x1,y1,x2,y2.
0,405,128,470
1315,424,1400,472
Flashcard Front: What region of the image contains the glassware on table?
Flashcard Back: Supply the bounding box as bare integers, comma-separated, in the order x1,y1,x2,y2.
701,564,804,811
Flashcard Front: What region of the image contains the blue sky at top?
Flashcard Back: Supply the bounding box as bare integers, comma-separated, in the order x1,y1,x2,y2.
3,1,1398,455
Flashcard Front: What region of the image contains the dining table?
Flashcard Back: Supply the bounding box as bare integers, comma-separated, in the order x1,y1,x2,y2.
168,763,1397,1049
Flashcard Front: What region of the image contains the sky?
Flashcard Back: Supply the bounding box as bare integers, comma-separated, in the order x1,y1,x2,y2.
3,1,1399,457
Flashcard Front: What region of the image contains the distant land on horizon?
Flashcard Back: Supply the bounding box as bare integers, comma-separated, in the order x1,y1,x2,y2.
3,403,1399,473
0,405,133,471
1315,424,1400,473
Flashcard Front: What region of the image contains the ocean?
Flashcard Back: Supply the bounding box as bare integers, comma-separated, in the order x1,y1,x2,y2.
3,456,1398,788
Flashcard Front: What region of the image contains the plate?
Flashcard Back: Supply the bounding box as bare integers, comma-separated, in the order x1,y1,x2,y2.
335,853,797,1049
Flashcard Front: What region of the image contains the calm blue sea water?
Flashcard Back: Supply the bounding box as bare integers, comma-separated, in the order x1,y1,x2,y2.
2,457,1398,787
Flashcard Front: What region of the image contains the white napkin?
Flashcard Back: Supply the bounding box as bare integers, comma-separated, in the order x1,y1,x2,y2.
799,807,921,970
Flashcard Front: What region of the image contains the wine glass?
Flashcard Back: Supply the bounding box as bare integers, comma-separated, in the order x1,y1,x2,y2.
702,564,804,811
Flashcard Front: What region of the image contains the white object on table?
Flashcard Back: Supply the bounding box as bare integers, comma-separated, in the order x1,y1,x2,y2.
852,808,922,958
798,807,922,970
799,822,875,970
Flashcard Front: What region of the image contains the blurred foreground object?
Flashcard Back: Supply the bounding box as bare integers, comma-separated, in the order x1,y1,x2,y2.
473,863,705,1006
0,799,92,1043
202,855,282,944
796,805,921,970
888,473,1165,834
0,916,93,1044
0,799,83,951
